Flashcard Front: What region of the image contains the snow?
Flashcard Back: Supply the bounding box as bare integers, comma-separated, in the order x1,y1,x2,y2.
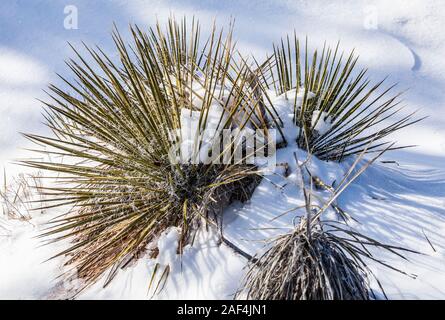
311,111,333,136
0,219,64,299
79,228,246,300
0,48,48,86
176,78,268,165
1,0,445,300
0,178,68,299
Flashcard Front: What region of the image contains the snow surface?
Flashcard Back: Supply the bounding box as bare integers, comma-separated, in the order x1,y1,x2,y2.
1,0,445,299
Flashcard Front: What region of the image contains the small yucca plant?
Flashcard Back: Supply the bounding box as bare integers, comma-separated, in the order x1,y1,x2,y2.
261,35,423,161
240,219,371,300
239,218,417,300
237,146,418,300
22,18,275,291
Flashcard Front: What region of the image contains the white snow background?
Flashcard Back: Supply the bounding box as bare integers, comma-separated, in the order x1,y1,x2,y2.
0,0,445,299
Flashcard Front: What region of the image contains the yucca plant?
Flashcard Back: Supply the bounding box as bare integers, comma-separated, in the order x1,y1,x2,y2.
239,219,368,300
237,145,418,300
260,35,423,161
238,217,417,300
21,18,277,291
